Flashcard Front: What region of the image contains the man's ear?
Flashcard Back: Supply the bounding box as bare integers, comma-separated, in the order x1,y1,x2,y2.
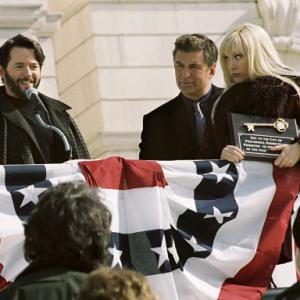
208,63,216,78
0,65,4,79
0,66,5,84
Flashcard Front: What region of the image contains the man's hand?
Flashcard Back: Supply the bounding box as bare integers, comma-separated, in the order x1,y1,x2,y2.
270,143,300,168
220,145,245,163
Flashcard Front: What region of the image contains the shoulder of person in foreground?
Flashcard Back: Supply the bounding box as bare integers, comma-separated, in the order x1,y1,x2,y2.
0,269,87,300
273,279,300,299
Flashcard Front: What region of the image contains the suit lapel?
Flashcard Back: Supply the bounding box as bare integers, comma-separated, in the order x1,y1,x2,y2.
171,95,198,145
0,98,47,162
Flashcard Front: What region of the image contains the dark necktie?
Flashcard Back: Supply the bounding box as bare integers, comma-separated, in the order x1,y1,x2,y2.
193,102,206,144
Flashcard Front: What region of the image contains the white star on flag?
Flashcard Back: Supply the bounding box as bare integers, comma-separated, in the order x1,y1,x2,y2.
206,162,234,183
184,235,206,252
204,206,234,224
151,235,169,268
18,185,45,208
108,244,123,268
167,238,180,264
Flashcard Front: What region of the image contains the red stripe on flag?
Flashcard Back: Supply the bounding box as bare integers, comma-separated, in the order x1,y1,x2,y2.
218,165,300,300
79,157,168,189
0,263,9,291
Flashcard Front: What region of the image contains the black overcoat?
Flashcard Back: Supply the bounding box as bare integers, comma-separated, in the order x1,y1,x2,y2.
139,85,223,160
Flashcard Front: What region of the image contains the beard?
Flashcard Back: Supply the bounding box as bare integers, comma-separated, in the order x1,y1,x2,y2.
3,70,41,99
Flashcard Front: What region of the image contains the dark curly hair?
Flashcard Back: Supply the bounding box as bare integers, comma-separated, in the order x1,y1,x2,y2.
173,34,218,67
0,34,45,68
79,267,158,300
24,181,111,272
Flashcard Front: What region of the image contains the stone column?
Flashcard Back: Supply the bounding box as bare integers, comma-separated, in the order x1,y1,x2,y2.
257,0,300,68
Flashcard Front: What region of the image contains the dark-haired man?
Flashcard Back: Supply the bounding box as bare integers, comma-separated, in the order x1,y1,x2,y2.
139,34,223,160
0,182,111,300
0,34,90,164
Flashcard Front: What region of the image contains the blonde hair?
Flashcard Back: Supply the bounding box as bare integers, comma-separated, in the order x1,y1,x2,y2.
220,23,300,95
79,267,159,300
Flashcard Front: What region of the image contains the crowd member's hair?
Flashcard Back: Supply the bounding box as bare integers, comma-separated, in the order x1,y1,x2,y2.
293,211,300,249
0,34,45,68
173,33,218,67
79,267,158,300
219,23,300,95
24,181,111,272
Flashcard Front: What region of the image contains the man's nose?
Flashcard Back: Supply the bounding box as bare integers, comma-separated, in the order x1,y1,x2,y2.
23,66,32,76
182,67,191,78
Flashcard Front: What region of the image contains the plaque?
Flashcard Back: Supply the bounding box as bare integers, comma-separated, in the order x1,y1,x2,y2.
228,113,298,161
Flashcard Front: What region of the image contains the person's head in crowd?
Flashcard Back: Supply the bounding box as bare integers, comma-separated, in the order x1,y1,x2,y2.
293,210,300,272
271,213,300,299
173,33,218,100
0,34,45,98
24,181,111,272
293,211,300,248
79,267,158,300
219,23,299,93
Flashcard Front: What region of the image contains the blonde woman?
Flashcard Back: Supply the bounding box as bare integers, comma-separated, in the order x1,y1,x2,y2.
199,23,300,167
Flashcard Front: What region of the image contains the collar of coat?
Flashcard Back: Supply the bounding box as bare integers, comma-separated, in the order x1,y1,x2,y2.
0,85,73,163
0,85,71,112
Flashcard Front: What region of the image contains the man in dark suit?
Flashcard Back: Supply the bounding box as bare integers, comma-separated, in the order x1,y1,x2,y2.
139,34,223,160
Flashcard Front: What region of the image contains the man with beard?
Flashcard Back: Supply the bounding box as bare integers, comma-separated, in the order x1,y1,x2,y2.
0,34,90,164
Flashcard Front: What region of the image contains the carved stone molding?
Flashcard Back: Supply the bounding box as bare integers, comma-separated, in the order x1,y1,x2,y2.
31,10,62,38
0,3,41,28
0,0,62,38
257,0,300,51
